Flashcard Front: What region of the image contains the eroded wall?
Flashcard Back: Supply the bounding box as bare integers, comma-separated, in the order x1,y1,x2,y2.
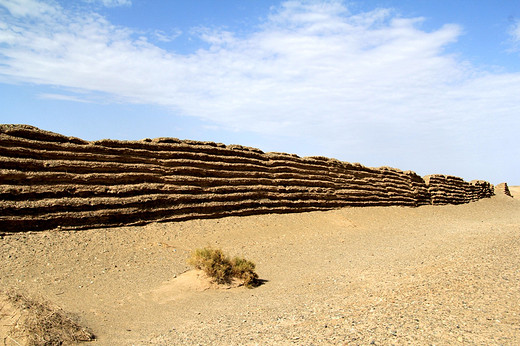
0,125,493,232
494,182,512,197
424,175,495,205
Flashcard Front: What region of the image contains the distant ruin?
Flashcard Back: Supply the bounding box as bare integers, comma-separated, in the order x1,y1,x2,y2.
0,125,495,233
494,182,512,197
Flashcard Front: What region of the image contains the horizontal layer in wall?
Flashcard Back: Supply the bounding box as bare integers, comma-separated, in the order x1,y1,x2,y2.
0,124,493,233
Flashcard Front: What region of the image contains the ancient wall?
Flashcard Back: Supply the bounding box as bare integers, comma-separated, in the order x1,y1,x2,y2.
0,125,493,233
424,175,495,205
494,182,512,197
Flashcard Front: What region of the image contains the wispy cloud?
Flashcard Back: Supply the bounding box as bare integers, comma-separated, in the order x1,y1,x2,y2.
0,0,519,178
0,0,58,17
509,20,520,47
38,93,92,103
153,29,182,43
83,0,131,7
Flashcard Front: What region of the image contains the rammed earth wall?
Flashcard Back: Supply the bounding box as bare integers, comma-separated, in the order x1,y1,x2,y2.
0,125,494,233
494,182,512,197
424,175,495,205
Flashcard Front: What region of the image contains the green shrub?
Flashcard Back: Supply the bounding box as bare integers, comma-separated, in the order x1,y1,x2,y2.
187,247,259,288
230,256,258,288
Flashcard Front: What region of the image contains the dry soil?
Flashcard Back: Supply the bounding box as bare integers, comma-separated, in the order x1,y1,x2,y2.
1,192,519,345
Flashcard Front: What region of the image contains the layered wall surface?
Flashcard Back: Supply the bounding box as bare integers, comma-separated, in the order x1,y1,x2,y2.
424,175,495,205
0,125,494,233
495,182,512,197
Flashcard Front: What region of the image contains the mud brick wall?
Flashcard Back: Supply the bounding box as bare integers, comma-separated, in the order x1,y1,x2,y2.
494,182,512,197
424,175,494,205
0,125,493,233
470,180,495,200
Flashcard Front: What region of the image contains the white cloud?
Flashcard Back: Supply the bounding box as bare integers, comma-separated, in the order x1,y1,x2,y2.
0,0,58,17
509,20,520,46
83,0,131,7
0,0,519,181
38,93,92,103
153,29,182,43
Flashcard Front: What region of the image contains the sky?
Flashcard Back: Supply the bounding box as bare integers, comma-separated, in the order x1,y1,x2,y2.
0,0,519,185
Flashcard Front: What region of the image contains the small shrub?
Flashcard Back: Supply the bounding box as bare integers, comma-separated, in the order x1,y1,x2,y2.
230,257,258,288
187,248,233,285
187,247,259,288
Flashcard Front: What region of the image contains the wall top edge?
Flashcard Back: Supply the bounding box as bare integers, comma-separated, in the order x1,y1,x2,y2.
0,124,497,186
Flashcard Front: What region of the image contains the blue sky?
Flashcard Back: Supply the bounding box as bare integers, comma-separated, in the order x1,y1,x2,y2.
1,0,519,185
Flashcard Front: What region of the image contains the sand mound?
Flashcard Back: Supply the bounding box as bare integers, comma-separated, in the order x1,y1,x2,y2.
0,291,94,345
0,294,28,345
143,270,243,304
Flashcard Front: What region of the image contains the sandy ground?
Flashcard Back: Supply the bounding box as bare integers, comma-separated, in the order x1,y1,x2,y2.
508,185,520,198
1,192,519,345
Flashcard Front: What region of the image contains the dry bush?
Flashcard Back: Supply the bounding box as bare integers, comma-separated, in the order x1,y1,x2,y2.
4,291,95,345
230,256,258,288
187,247,259,288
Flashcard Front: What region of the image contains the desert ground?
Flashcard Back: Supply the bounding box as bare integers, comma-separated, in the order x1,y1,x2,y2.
509,185,520,198
1,189,519,345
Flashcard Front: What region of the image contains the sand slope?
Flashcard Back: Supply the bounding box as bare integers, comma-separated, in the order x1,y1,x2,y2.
1,194,519,345
508,185,520,198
